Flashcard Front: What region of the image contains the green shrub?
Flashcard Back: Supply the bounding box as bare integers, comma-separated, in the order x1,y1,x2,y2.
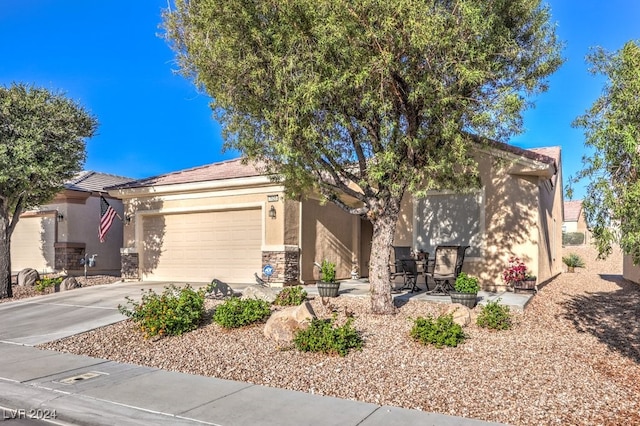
293,315,363,356
320,259,336,283
213,297,271,328
476,299,512,330
562,253,586,268
454,272,480,293
274,286,307,306
410,314,466,348
118,284,205,338
562,232,585,246
35,276,63,292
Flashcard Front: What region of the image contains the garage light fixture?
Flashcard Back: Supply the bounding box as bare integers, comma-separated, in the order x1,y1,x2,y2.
57,213,64,222
268,205,276,219
125,215,131,225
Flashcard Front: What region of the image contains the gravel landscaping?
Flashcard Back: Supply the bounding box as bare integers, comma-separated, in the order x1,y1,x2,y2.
38,246,640,425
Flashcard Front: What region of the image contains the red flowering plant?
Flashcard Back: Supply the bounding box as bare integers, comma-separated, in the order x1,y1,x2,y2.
502,256,528,286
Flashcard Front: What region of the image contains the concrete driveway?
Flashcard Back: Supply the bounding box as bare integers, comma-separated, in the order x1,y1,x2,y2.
0,281,214,346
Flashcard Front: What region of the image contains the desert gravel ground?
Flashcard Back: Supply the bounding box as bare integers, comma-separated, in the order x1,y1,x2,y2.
38,246,640,426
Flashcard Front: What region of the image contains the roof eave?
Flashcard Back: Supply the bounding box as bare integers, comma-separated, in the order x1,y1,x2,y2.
107,175,279,198
476,145,556,178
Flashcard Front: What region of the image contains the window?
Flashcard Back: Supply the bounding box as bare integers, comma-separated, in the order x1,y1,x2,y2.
414,189,484,258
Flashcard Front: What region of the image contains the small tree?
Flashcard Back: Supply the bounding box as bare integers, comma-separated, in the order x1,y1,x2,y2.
571,40,640,263
0,83,97,298
163,0,562,314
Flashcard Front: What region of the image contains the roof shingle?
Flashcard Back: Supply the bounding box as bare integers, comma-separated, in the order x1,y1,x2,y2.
564,200,583,222
107,159,263,190
65,171,133,192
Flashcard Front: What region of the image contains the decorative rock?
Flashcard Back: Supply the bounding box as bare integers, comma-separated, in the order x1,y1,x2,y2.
17,268,40,287
441,303,472,327
264,301,316,343
241,284,278,303
60,276,80,291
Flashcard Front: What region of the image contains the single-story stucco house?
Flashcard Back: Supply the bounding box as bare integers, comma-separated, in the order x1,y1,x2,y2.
11,171,132,276
107,140,563,291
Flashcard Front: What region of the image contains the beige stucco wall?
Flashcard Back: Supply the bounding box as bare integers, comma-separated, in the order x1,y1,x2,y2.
283,198,300,246
537,163,564,283
577,210,589,233
623,254,640,283
299,198,356,283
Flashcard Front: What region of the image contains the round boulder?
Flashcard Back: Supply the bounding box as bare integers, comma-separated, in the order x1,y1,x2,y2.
441,303,472,327
17,268,40,287
264,301,316,344
60,276,80,291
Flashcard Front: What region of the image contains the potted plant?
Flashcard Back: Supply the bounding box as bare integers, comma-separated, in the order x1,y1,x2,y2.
562,253,585,273
502,256,527,291
515,271,538,292
450,272,479,308
316,259,340,297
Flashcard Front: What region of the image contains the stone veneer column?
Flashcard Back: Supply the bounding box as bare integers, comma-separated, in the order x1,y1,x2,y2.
120,249,139,281
261,246,300,286
54,242,85,272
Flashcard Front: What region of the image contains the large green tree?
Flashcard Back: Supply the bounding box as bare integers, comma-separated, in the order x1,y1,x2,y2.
571,40,640,264
0,83,97,298
163,0,562,314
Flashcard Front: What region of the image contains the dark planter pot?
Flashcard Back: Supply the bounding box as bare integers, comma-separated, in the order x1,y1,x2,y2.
317,281,341,298
449,291,477,308
514,279,537,293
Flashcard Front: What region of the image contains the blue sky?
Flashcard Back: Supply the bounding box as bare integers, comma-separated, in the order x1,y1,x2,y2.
1,1,639,201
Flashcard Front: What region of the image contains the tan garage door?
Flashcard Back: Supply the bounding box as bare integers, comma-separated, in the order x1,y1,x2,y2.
142,209,262,283
11,214,56,273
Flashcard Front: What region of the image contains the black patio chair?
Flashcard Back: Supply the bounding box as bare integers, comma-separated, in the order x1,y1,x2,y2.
390,246,420,292
401,257,421,292
390,246,411,290
425,245,470,295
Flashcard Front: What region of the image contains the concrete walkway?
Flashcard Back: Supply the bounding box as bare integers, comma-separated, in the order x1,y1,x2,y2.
0,280,517,425
312,279,533,312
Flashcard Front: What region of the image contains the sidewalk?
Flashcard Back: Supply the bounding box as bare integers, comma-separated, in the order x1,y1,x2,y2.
0,281,513,425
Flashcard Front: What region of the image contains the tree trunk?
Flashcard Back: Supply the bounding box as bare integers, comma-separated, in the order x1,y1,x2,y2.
368,200,402,315
0,212,12,298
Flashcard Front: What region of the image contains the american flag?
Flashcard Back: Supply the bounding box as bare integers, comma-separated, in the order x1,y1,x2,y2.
99,196,117,243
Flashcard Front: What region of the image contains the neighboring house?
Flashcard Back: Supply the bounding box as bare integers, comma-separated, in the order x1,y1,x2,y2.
108,141,563,290
563,199,590,242
11,171,133,276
